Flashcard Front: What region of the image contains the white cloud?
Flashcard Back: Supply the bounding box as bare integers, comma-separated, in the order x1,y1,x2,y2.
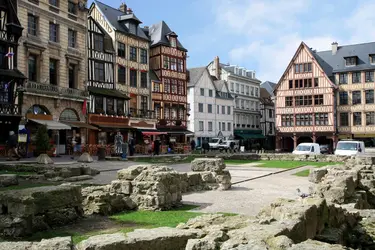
213,0,375,82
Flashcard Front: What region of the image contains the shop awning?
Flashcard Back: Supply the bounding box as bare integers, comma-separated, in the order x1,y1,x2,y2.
236,134,266,139
88,87,130,100
157,129,194,135
29,119,71,130
91,123,133,129
62,121,99,130
142,131,168,136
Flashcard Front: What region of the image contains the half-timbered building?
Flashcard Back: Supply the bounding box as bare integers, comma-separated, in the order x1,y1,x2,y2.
146,21,190,142
274,42,337,152
90,1,156,143
0,0,26,145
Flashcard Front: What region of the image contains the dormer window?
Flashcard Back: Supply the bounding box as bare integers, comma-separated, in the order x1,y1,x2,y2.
128,23,137,35
170,37,176,48
370,54,375,64
345,57,356,66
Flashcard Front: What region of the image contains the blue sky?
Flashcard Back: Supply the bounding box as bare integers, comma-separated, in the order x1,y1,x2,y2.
89,0,375,82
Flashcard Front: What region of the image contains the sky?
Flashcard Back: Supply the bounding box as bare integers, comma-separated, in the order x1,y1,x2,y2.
89,0,375,83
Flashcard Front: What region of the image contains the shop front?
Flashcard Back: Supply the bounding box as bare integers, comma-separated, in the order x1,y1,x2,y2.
234,129,266,151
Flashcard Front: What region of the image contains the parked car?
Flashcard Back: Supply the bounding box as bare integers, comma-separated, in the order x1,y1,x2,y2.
218,140,240,152
209,138,223,150
335,140,365,156
292,143,321,155
320,144,331,154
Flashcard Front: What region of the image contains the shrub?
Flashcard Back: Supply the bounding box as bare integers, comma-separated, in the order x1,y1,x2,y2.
35,125,51,154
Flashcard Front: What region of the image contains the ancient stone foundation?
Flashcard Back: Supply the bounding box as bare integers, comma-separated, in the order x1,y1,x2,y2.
0,185,83,238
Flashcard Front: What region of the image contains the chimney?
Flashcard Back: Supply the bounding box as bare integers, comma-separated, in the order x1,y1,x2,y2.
119,3,127,13
332,42,338,55
127,8,133,14
214,56,220,80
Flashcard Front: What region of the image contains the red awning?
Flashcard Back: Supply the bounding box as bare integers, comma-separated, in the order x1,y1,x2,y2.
142,131,168,136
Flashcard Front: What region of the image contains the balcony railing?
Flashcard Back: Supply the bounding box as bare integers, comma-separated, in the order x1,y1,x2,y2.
25,81,88,99
0,103,20,116
129,108,155,119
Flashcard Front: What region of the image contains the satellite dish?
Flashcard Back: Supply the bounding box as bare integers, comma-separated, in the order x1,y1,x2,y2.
78,1,86,10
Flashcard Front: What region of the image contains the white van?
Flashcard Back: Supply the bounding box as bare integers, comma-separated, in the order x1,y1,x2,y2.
292,143,321,155
209,138,223,150
335,140,365,156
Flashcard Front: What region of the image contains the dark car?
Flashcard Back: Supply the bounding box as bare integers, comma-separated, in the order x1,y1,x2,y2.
320,145,331,154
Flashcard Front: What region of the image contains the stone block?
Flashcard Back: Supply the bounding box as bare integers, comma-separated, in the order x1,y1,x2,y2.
117,165,149,180
36,154,54,164
308,168,328,184
191,158,226,173
110,180,132,195
188,172,202,187
200,172,216,183
78,152,94,163
0,174,18,187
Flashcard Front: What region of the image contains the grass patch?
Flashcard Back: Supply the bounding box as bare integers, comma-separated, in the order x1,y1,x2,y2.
224,160,338,169
294,169,310,177
12,205,224,244
0,171,36,176
293,163,342,177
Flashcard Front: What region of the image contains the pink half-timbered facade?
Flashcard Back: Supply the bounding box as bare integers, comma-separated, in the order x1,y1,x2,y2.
274,42,337,151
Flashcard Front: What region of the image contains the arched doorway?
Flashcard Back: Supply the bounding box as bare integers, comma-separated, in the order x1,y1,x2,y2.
59,108,80,155
26,105,51,116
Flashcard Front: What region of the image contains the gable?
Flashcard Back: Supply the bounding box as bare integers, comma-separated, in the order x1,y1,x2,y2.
274,42,336,94
89,2,115,35
88,17,104,35
196,69,215,89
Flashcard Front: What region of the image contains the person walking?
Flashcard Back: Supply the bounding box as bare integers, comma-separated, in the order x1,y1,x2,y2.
7,131,21,161
153,138,161,156
230,141,235,153
128,136,135,156
202,139,209,154
190,139,196,153
71,133,82,160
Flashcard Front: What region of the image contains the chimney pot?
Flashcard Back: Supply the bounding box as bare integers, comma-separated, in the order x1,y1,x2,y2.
332,42,338,55
214,56,220,80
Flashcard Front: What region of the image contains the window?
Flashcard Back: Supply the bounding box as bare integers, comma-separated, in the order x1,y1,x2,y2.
118,42,125,58
303,79,312,88
0,81,9,103
281,114,293,127
130,47,137,61
353,112,362,126
139,72,147,88
28,54,37,81
106,98,114,114
153,82,161,92
141,96,148,111
178,81,184,95
49,0,58,7
218,122,221,131
255,88,259,97
227,106,231,115
95,96,103,113
94,62,104,81
208,122,213,131
68,29,76,48
339,92,348,105
366,112,375,125
118,66,126,84
49,22,58,42
117,99,124,115
339,73,348,84
269,109,273,118
366,90,374,104
140,49,147,64
365,71,374,82
49,59,58,85
222,122,226,131
303,96,312,106
27,14,37,36
371,55,375,64
208,89,213,97
228,123,231,132
170,37,177,48
289,80,293,89
0,46,5,69
296,114,313,126
285,97,293,107
68,1,77,15
222,106,225,114
230,82,234,91
295,63,312,73
246,86,249,95
217,105,220,114
314,113,328,126
340,113,349,126
241,85,244,94
236,83,239,93
199,121,204,131
198,103,203,112
352,91,361,104
352,72,361,83
163,56,170,69
164,79,170,93
130,70,137,87
177,59,184,72
314,78,319,87
295,96,303,106
170,58,177,71
208,104,212,113
94,34,104,52
314,95,323,105
345,57,356,66
171,79,177,94
200,88,204,96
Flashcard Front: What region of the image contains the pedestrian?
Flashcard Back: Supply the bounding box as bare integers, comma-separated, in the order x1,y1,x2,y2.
7,131,21,161
71,133,82,160
154,138,160,155
114,130,124,156
202,139,209,154
190,139,196,152
230,141,235,153
128,136,135,156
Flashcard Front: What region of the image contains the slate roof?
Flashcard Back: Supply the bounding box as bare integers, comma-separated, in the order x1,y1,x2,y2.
219,63,261,82
260,87,274,106
260,81,276,96
187,67,206,87
94,0,149,41
147,21,187,52
149,70,160,82
311,42,375,76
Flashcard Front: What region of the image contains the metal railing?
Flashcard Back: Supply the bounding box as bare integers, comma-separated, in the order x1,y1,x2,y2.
25,81,88,99
0,103,20,115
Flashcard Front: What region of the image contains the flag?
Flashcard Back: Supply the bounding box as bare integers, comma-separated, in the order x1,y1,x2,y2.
5,52,14,57
82,99,87,114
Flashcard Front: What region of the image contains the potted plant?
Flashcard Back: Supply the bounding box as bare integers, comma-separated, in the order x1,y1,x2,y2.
35,125,53,164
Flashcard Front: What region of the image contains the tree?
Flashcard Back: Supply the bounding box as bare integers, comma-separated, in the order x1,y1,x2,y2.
35,125,51,154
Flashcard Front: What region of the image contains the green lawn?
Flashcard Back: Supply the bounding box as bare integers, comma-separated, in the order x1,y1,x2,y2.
19,205,225,244
224,160,338,169
293,163,342,177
